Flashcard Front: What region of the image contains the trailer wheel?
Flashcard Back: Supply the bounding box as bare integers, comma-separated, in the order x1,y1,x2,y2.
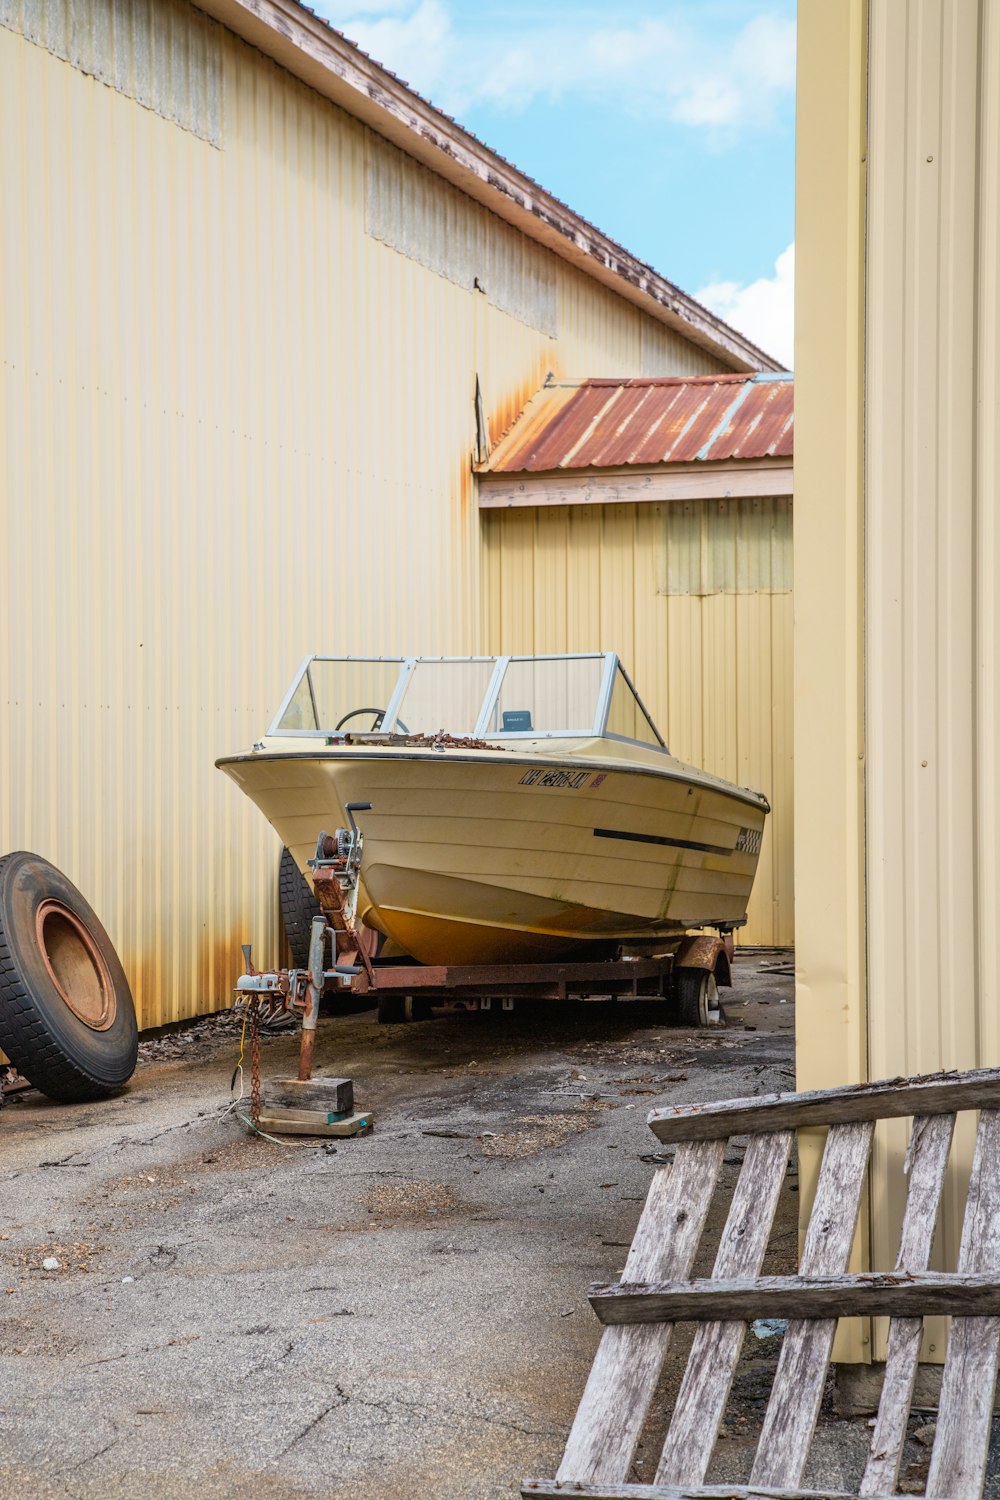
675,968,723,1028
377,994,431,1024
0,851,138,1101
279,847,322,969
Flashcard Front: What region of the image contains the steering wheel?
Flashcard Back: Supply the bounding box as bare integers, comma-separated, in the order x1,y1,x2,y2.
334,707,410,733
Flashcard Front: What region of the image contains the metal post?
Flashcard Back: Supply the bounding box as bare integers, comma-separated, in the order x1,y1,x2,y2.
298,914,326,1081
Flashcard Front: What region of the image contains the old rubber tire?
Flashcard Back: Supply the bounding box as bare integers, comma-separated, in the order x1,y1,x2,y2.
0,851,138,1101
675,968,723,1028
279,846,322,968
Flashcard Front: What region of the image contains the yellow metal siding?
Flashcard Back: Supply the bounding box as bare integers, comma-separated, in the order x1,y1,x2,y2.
863,0,999,1358
792,0,871,1368
0,0,223,144
0,5,728,1030
482,499,793,946
796,0,999,1363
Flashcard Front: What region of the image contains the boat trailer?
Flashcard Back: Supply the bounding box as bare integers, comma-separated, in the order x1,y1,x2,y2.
355,937,732,1029
235,811,737,1098
231,815,736,1133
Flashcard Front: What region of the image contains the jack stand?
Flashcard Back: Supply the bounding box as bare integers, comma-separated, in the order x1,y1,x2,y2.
235,815,377,1138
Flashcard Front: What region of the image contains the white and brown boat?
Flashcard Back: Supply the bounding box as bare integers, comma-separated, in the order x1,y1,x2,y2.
217,654,768,968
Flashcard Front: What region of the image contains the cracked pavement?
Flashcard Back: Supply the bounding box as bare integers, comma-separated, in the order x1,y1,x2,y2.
1,955,795,1498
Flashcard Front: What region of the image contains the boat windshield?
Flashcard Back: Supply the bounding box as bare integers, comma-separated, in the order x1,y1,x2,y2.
391,659,496,735
274,658,403,733
482,656,606,735
606,666,662,747
270,653,666,748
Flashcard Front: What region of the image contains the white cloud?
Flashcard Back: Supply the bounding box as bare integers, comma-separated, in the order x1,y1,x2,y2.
331,0,453,94
695,243,794,368
315,3,795,131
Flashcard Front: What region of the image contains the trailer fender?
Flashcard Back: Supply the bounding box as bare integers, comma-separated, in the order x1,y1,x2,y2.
674,933,732,989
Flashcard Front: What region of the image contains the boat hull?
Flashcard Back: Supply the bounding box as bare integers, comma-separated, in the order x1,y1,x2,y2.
219,748,767,966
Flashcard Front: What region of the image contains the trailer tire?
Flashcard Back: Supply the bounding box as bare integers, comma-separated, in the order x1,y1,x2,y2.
0,851,138,1102
279,847,322,969
377,994,403,1024
376,994,431,1024
675,968,723,1028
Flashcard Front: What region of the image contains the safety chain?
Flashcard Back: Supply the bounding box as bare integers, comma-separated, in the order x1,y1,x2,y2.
249,998,262,1130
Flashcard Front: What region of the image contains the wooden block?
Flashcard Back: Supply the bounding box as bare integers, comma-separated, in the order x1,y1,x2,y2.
261,1104,352,1126
267,1076,354,1113
257,1110,372,1138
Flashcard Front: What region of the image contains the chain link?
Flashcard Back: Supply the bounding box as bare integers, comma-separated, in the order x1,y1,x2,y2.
250,999,261,1130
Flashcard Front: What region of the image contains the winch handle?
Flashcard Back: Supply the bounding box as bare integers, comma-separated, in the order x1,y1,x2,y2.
345,802,372,843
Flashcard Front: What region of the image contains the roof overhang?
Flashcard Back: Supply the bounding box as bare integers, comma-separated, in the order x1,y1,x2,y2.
198,0,781,374
478,459,793,510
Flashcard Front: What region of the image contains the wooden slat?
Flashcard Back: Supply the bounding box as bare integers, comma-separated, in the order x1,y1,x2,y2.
522,1482,897,1500
647,1067,1000,1144
591,1268,1000,1324
926,1108,1000,1500
749,1120,874,1488
556,1139,725,1485
655,1130,792,1486
860,1113,954,1496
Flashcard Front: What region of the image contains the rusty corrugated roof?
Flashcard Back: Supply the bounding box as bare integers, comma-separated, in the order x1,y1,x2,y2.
482,372,793,473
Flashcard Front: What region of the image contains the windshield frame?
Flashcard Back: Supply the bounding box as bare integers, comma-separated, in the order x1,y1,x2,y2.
265,652,667,749
266,655,406,736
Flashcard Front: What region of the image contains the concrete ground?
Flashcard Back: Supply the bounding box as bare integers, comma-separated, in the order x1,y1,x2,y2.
3,953,983,1499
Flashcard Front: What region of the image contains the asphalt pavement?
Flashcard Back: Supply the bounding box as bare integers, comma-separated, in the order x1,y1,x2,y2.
1,957,806,1499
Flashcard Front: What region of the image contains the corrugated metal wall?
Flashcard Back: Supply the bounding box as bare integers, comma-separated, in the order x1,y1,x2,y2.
862,0,1000,1356
0,2,723,1029
792,0,869,1364
482,497,793,946
0,0,223,144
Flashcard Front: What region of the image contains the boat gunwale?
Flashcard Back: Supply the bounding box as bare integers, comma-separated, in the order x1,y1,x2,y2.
214,746,771,813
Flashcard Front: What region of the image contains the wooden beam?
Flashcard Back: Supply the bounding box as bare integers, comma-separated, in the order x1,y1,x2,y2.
555,1141,725,1486
655,1131,793,1486
647,1066,1000,1143
522,1483,897,1500
478,462,793,510
860,1114,954,1497
925,1109,1000,1499
589,1269,1000,1325
749,1121,873,1489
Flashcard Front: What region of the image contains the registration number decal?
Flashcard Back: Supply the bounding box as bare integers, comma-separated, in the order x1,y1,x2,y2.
518,768,591,790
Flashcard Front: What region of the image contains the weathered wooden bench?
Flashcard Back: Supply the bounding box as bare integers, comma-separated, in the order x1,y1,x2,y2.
524,1067,1000,1500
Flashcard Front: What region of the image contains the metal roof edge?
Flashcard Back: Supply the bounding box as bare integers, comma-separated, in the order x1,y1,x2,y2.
199,0,784,374
476,454,794,479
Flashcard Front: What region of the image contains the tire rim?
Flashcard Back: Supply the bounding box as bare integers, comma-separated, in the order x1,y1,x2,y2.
702,973,722,1027
35,900,117,1031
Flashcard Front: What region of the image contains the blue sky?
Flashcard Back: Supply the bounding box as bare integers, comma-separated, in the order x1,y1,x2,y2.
309,0,796,367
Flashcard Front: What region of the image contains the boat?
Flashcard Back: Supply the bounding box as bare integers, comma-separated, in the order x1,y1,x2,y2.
216,654,769,966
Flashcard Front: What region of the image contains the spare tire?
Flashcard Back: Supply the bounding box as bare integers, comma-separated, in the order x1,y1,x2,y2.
279,847,323,969
0,851,138,1101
